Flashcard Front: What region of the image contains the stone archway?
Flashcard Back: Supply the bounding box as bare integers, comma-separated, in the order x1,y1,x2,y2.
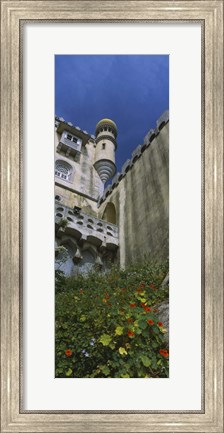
55,238,78,276
102,202,116,224
78,248,96,274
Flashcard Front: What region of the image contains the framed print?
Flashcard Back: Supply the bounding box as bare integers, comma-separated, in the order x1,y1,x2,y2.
0,1,223,432
54,54,170,381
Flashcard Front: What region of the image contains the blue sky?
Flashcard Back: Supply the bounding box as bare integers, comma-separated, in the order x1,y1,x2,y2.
55,55,169,173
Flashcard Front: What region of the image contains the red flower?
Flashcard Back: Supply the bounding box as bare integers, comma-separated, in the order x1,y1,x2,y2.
65,349,72,357
130,303,137,308
153,308,158,313
149,283,156,289
127,318,133,323
144,306,151,312
136,288,143,293
159,349,169,358
141,302,146,307
140,282,145,289
147,319,154,325
127,330,135,337
158,322,164,327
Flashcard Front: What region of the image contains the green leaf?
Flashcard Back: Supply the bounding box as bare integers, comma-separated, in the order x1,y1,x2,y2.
138,320,148,330
140,355,151,367
142,330,149,337
109,342,116,349
115,326,124,336
99,333,112,346
121,373,130,378
101,366,110,376
119,347,128,356
66,368,73,377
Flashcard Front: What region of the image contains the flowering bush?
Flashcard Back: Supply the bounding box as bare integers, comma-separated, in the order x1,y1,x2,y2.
55,260,169,378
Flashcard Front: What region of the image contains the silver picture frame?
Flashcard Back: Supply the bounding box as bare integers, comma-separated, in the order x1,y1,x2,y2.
0,1,223,432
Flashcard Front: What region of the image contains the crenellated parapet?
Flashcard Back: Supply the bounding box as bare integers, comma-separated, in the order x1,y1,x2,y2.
97,110,169,207
55,116,95,144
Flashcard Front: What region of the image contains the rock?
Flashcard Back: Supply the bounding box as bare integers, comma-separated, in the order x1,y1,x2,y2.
157,273,169,342
157,301,169,343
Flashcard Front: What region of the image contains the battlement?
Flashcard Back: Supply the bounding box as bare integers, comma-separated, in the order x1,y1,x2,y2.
55,116,96,142
97,110,169,207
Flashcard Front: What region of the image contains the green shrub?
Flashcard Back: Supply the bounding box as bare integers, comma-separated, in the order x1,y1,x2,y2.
55,260,169,378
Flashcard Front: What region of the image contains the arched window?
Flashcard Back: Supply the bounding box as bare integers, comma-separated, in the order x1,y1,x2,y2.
102,202,117,224
102,143,106,150
55,160,72,181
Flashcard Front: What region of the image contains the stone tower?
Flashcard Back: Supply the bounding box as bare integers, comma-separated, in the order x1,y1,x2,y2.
94,118,117,184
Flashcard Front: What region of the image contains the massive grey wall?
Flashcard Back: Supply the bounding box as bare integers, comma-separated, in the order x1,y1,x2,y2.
98,122,169,267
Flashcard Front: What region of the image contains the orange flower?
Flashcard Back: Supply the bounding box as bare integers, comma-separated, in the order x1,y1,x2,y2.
102,298,107,303
127,318,133,323
127,330,135,337
158,322,164,327
147,319,154,325
130,303,137,308
144,306,151,312
65,349,72,357
159,349,169,358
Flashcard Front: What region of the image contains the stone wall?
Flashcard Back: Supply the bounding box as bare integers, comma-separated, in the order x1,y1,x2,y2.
98,119,169,267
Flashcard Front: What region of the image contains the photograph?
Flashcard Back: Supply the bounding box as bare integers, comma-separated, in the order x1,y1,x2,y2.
54,55,169,378
1,0,223,431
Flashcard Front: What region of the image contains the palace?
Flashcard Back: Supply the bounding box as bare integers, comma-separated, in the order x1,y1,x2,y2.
55,112,169,275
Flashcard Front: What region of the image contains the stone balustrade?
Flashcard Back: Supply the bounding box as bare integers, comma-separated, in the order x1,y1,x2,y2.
55,205,119,250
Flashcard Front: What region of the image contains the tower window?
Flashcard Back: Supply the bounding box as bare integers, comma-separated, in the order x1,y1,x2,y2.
102,143,106,150
55,160,73,181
